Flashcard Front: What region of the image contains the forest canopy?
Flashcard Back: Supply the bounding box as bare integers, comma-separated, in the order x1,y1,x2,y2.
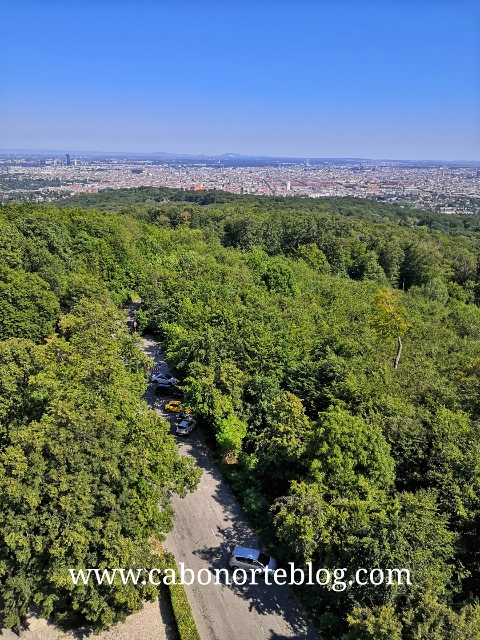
0,203,200,631
3,189,480,638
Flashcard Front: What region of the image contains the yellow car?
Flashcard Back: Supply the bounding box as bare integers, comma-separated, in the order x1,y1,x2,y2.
164,400,190,413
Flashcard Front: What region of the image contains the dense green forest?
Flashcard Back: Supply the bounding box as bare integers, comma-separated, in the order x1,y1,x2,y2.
0,202,201,632
4,188,480,637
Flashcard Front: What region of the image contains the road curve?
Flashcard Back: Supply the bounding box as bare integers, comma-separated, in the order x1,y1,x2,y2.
141,335,318,640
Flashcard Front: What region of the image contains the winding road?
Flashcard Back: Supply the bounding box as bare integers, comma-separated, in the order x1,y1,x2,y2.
140,334,318,640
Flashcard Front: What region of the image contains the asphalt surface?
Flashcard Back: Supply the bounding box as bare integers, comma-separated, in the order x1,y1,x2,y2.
141,334,318,640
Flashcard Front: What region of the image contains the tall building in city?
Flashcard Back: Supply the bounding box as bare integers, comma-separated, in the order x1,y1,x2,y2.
286,181,291,190
66,154,71,166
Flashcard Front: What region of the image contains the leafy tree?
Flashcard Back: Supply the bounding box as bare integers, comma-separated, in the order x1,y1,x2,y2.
214,412,247,456
370,290,411,368
399,243,432,290
345,602,402,640
378,241,404,288
297,244,331,274
346,593,480,640
0,219,25,269
0,300,201,630
255,392,312,490
262,260,298,295
0,266,60,343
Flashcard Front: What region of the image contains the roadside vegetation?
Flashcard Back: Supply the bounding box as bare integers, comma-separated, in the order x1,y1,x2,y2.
3,188,480,637
163,553,200,640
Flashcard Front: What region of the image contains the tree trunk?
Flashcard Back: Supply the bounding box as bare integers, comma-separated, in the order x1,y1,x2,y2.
394,336,403,369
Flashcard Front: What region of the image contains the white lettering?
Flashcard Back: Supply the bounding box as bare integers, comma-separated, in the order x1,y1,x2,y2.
179,563,194,585
387,568,411,585
273,568,287,585
355,568,368,586
232,568,247,585
316,569,330,586
197,568,212,585
370,569,384,585
214,568,230,585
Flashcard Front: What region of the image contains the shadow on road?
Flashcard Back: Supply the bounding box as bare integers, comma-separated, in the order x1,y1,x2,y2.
193,538,310,637
139,332,317,639
187,436,312,637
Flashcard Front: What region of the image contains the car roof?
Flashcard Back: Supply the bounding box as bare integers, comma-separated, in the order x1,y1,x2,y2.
233,546,260,560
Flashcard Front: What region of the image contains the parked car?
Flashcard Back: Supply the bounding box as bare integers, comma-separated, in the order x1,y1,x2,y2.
150,372,178,384
154,384,183,398
164,400,183,412
175,417,197,436
229,546,277,576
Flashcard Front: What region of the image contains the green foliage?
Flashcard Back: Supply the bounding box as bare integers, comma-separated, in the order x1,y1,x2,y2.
0,300,201,630
0,204,203,631
0,266,60,342
297,243,331,274
310,405,395,494
400,243,433,289
345,602,403,640
214,412,247,455
254,392,312,488
346,592,480,640
262,260,298,295
370,290,411,342
164,553,201,640
5,192,480,635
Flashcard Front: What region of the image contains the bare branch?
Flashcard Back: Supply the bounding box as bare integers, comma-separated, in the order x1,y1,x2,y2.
394,336,403,369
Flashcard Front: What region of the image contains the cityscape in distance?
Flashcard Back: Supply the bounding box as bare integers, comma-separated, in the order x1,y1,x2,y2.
1,150,479,215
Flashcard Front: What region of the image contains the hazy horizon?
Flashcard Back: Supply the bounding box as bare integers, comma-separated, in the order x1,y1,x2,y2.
1,148,479,165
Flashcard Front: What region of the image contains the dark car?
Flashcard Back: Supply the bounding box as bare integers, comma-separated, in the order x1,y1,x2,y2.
154,384,183,398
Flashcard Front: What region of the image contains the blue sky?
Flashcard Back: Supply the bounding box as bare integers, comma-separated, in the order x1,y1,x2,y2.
1,1,479,160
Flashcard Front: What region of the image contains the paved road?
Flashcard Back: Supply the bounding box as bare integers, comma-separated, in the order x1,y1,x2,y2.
141,335,318,640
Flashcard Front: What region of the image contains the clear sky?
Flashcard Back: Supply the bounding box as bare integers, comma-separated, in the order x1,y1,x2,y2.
1,0,479,160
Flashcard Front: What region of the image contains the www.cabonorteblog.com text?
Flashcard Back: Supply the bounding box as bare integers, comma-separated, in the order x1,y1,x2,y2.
69,564,411,591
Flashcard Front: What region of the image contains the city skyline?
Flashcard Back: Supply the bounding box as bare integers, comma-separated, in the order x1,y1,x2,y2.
1,149,479,165
2,151,479,215
1,1,479,161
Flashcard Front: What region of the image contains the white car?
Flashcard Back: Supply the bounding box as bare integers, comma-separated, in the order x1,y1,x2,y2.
175,418,197,436
150,373,178,385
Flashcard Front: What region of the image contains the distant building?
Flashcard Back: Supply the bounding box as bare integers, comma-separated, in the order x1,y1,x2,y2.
66,154,71,166
286,181,291,190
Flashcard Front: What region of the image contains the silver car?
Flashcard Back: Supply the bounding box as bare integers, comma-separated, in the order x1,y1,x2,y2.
229,546,277,576
150,373,178,384
175,417,197,436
